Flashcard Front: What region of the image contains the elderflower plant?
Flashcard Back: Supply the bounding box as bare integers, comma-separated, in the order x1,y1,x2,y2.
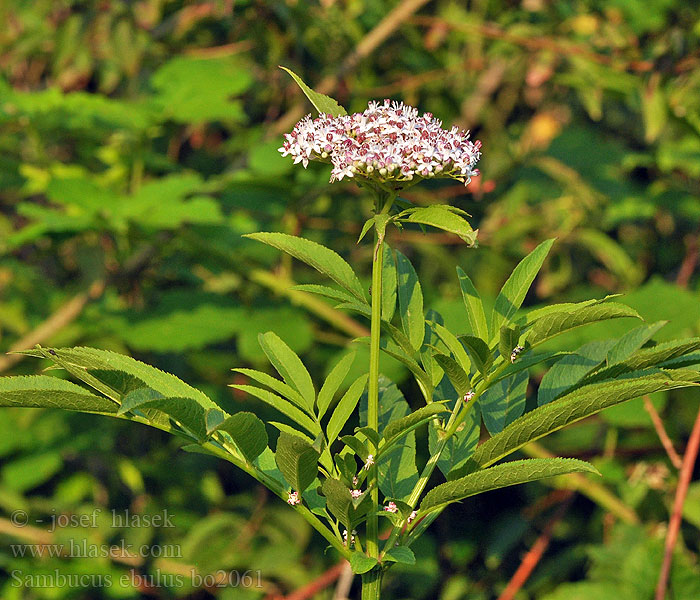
279,99,481,185
2,69,700,600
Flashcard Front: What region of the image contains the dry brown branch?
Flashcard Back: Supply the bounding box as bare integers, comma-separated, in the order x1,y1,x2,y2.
675,233,698,288
333,560,354,600
643,395,683,469
185,40,254,58
0,279,105,374
410,16,654,73
271,0,433,136
282,561,348,600
497,492,574,600
655,404,700,599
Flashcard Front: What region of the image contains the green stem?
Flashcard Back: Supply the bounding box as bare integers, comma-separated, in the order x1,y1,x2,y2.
366,226,385,564
123,414,350,558
361,568,383,600
380,394,467,555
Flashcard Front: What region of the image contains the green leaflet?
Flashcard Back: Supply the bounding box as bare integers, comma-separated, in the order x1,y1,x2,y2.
489,351,569,387
456,267,489,340
232,384,320,436
526,303,642,347
232,367,308,414
396,250,425,351
253,447,287,491
275,432,320,492
421,458,599,512
460,335,493,375
139,397,208,441
431,402,481,478
401,205,478,245
35,346,216,408
381,404,447,450
382,244,398,322
469,370,700,471
604,321,667,365
211,412,268,462
270,422,314,445
377,338,432,401
205,408,226,433
354,335,432,401
586,338,700,383
499,325,522,362
355,426,381,449
317,352,356,418
491,239,555,338
341,434,370,461
280,66,347,117
290,284,358,304
428,376,481,477
0,375,117,414
322,478,370,529
245,232,366,302
538,340,615,406
384,546,416,564
360,377,419,501
433,354,471,398
516,295,620,328
117,387,164,414
358,217,374,244
258,331,316,413
431,322,472,376
326,374,368,444
349,552,379,575
479,370,529,435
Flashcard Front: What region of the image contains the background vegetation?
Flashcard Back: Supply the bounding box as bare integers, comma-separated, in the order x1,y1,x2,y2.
1,0,700,598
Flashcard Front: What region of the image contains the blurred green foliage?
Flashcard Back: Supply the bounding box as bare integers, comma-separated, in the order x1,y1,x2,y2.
1,0,700,598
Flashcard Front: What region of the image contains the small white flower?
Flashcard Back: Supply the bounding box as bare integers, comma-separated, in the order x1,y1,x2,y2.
384,501,398,514
510,345,524,363
352,475,359,487
287,491,300,506
463,390,475,403
343,529,357,547
364,454,374,470
407,510,418,524
351,489,363,499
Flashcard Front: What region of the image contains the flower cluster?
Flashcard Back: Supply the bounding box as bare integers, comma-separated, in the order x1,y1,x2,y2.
287,491,300,506
384,501,398,513
510,345,524,363
279,100,481,187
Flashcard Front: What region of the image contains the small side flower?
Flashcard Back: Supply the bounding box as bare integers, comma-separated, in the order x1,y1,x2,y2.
287,491,301,506
510,345,524,363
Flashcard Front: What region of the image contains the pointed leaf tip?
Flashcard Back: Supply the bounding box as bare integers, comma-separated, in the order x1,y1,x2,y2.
280,66,347,117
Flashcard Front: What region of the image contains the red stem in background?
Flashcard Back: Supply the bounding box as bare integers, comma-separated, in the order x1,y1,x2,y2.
655,404,700,600
497,492,573,600
643,395,683,470
280,561,348,600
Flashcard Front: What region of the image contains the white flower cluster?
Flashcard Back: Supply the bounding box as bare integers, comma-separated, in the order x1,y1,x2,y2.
279,100,481,186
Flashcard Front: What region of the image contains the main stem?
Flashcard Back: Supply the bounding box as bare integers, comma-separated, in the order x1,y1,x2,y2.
365,224,385,597
362,569,383,600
